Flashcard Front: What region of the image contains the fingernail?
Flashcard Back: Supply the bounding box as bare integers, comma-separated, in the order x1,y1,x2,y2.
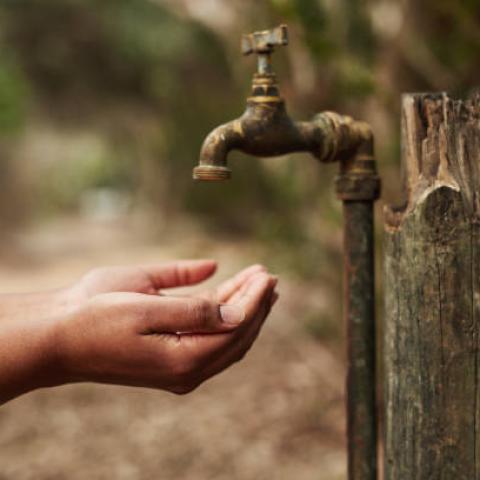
220,304,245,325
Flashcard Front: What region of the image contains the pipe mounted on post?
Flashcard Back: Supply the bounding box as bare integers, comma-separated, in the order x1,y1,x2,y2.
192,25,381,480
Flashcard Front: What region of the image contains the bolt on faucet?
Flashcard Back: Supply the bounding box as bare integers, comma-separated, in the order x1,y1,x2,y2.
193,25,381,480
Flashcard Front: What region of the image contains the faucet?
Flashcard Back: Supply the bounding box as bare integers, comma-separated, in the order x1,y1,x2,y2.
193,24,376,187
192,25,381,480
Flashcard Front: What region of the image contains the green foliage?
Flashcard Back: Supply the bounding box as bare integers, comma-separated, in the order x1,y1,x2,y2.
271,0,334,58
334,56,376,99
0,56,29,133
343,0,376,65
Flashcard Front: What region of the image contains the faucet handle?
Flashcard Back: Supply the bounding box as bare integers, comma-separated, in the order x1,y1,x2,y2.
241,25,288,56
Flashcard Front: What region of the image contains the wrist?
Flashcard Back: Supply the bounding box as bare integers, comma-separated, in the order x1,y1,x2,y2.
0,288,74,323
0,313,64,403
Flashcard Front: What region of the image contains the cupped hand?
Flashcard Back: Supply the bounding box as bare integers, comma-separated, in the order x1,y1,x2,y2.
0,260,279,404
55,263,278,394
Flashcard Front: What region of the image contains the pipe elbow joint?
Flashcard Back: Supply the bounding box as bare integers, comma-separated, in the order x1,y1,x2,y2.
309,112,374,162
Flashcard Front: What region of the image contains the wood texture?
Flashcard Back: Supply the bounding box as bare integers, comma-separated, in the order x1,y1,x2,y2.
384,92,480,479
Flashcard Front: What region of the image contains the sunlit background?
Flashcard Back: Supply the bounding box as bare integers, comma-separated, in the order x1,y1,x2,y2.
0,1,478,479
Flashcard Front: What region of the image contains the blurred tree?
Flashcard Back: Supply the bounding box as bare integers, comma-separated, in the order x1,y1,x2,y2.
0,0,479,276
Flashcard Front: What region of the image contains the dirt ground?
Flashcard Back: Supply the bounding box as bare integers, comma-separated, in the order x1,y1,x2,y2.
0,217,346,480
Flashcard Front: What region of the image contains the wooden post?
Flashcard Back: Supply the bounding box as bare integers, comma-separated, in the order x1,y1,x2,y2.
383,92,480,479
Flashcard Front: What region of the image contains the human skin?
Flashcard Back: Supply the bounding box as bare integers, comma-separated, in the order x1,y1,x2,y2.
0,260,278,404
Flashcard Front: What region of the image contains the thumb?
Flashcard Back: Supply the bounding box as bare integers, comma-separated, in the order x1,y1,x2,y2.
140,296,245,334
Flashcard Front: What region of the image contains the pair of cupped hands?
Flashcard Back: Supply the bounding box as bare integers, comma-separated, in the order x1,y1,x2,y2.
0,261,278,404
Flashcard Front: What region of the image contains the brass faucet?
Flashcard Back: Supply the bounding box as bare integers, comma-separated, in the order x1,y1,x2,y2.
193,24,378,193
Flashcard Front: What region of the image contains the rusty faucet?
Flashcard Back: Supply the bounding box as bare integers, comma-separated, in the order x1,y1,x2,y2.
193,24,377,189
192,25,381,480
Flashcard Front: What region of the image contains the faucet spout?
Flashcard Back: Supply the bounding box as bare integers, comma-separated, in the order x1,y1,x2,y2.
193,119,243,181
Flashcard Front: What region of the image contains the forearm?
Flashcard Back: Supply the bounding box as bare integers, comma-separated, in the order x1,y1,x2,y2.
0,291,71,403
0,289,72,323
0,315,62,404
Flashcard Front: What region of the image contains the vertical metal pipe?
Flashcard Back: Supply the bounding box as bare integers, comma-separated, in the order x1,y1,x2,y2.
343,199,377,480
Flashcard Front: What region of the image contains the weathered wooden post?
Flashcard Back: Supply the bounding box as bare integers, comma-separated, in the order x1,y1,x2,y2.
384,92,480,479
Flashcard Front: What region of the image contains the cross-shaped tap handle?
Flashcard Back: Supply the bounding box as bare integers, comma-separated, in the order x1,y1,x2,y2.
241,25,289,56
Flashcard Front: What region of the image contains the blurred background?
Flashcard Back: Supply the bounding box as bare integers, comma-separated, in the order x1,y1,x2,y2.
0,0,478,479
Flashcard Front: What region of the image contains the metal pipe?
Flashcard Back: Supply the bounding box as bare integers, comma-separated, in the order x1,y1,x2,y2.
336,142,380,480
343,199,377,480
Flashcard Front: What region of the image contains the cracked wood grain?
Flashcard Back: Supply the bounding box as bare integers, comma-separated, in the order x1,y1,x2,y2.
384,92,480,479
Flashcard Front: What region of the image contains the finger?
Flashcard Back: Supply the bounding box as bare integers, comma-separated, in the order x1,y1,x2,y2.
271,291,279,307
177,264,267,304
237,274,278,318
135,294,245,335
207,279,277,368
228,272,277,305
215,264,267,303
191,281,277,383
141,260,217,289
170,274,274,362
225,270,270,304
